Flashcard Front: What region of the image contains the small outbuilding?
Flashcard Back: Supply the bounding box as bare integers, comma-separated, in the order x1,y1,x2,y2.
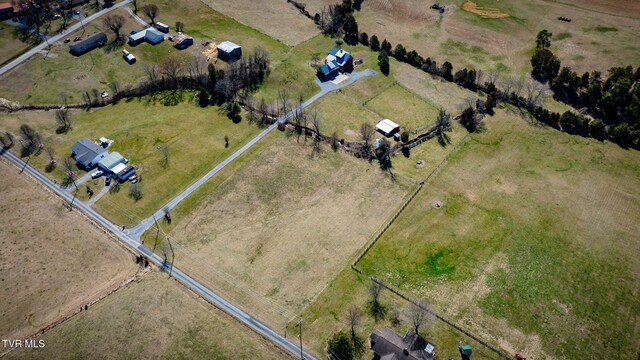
128,28,164,46
69,32,107,55
155,22,169,33
122,49,136,64
375,119,401,137
71,139,108,169
217,41,242,62
174,34,193,50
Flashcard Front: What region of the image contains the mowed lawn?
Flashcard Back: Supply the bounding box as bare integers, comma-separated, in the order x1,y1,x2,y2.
354,0,640,77
0,99,263,226
0,25,33,66
147,135,411,328
0,158,137,341
7,272,293,360
357,110,640,359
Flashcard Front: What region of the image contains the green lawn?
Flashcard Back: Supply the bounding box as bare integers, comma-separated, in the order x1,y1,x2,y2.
0,97,263,226
0,25,34,66
357,110,640,359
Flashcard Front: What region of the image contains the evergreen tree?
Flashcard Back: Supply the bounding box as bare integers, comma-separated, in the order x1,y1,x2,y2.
369,34,380,51
378,51,390,76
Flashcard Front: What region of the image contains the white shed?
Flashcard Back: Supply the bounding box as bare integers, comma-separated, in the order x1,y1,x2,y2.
376,119,400,137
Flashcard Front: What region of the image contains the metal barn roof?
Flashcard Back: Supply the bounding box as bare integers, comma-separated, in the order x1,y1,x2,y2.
217,41,241,53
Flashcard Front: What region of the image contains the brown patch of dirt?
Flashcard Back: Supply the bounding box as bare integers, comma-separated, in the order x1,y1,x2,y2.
462,1,510,18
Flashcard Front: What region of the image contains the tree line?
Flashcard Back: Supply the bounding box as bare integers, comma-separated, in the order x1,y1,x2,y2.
310,4,639,150
531,30,640,148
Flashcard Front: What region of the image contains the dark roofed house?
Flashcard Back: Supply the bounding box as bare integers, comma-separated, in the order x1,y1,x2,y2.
71,139,108,169
174,34,193,50
317,47,353,80
370,328,436,360
69,32,107,55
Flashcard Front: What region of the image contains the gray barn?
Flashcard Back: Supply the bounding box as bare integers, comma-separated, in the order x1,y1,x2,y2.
69,32,107,55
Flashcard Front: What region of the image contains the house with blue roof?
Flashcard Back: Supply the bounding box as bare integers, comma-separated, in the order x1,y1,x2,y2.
317,47,353,80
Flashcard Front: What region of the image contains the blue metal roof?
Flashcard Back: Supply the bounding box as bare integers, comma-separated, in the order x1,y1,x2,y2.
318,60,340,76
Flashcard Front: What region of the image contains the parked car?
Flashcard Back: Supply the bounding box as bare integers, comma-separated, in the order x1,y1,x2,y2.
91,170,104,179
105,177,111,186
64,38,70,43
50,14,61,20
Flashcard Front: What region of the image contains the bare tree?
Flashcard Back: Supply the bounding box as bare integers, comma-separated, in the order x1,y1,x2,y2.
44,146,56,172
435,108,452,147
310,107,321,156
258,97,268,127
141,4,159,25
368,280,387,320
406,300,433,335
19,124,41,156
159,56,183,87
103,14,125,42
390,307,402,327
175,21,184,32
55,108,72,133
346,306,365,357
158,145,169,168
129,183,143,201
330,131,339,152
143,63,159,87
62,157,77,187
131,0,138,13
360,122,374,158
277,89,290,116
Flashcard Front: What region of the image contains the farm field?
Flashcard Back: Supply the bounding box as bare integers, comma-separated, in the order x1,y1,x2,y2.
0,158,137,342
6,272,293,360
356,110,640,359
145,135,412,329
198,0,320,46
0,99,263,226
294,109,640,359
0,0,289,105
354,0,640,77
0,25,33,66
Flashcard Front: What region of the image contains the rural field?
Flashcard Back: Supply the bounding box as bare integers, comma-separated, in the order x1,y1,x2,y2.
199,0,320,46
0,158,137,342
294,109,640,359
6,272,293,360
356,110,640,359
0,25,33,66
0,0,289,105
0,99,264,226
145,134,412,328
354,0,640,77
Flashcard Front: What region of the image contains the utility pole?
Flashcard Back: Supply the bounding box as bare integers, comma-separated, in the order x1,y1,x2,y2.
153,215,160,250
166,236,175,278
297,318,304,360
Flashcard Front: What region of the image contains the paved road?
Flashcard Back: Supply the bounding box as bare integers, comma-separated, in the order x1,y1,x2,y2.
0,0,132,77
122,6,149,27
0,149,316,360
128,68,376,239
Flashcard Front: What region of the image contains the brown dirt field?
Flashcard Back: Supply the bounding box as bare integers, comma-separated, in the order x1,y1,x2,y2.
462,1,510,18
199,0,320,46
159,136,411,328
7,271,294,359
0,158,137,341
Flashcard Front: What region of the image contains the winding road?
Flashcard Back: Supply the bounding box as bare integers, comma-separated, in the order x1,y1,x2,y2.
0,0,132,77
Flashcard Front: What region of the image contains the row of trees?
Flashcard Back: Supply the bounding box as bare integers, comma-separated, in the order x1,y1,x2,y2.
531,30,640,148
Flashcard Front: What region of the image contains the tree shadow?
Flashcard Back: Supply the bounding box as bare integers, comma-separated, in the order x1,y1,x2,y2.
401,146,410,158
159,90,184,106
368,300,387,321
104,39,125,53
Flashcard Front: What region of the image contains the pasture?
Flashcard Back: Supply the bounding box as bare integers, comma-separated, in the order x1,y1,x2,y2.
198,0,320,46
0,0,289,105
0,25,33,66
0,99,262,226
146,135,411,328
6,272,293,360
357,110,640,359
0,158,136,342
354,0,640,77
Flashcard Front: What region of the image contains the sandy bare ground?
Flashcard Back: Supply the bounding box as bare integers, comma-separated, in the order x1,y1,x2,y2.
200,0,320,46
0,158,137,341
164,137,411,328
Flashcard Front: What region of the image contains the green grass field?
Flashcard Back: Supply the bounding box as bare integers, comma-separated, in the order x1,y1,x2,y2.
294,109,640,359
357,110,640,359
0,97,263,226
0,25,33,66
